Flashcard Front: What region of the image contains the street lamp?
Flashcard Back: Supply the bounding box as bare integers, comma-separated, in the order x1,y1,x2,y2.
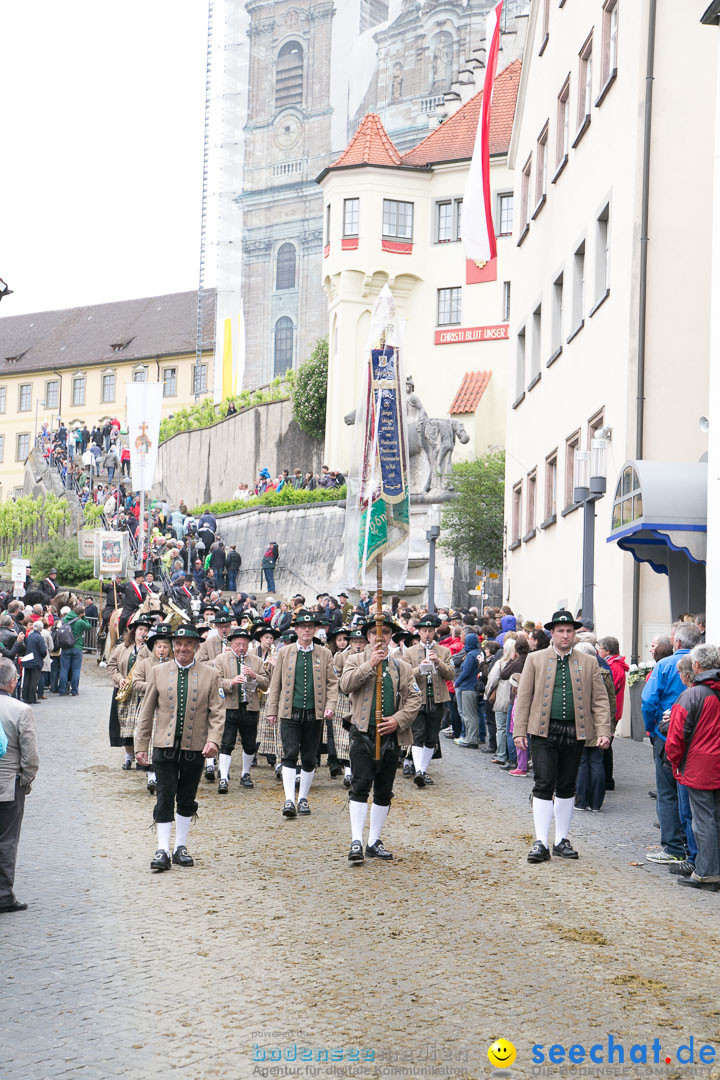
573,437,609,625
426,507,441,614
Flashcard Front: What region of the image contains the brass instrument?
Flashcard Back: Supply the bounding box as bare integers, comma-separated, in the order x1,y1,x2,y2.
163,600,189,630
116,665,136,704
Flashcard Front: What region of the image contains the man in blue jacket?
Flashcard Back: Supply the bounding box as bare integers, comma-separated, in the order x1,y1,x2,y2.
453,633,483,748
642,621,702,865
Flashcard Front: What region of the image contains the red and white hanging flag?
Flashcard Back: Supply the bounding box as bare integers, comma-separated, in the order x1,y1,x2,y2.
463,0,504,266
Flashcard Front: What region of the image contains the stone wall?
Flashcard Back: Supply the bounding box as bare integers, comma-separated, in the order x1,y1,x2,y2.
216,500,347,600
152,398,323,510
212,495,474,609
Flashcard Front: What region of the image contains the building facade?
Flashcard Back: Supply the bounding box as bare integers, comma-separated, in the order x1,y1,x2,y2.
236,0,529,389
0,290,215,498
504,0,716,663
318,62,521,478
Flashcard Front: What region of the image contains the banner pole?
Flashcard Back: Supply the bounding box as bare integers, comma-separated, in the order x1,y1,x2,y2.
375,555,383,762
138,489,145,571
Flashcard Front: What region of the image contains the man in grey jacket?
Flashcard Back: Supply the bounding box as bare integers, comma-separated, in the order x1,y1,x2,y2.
0,658,39,912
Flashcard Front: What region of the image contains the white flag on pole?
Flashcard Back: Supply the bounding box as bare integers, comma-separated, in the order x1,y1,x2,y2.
126,382,163,492
462,0,504,265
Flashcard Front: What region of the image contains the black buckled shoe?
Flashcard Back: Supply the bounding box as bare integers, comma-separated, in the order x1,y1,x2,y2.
403,760,415,778
146,777,157,794
240,773,254,788
297,798,311,815
282,800,297,818
366,839,393,860
150,849,171,872
121,760,133,771
329,763,343,778
204,766,216,783
343,774,352,788
527,840,551,863
275,766,283,781
413,771,426,788
172,845,194,867
218,778,229,795
552,838,579,859
348,840,365,863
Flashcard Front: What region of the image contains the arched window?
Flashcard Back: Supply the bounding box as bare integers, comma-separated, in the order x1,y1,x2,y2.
276,41,304,109
274,317,294,376
276,243,296,290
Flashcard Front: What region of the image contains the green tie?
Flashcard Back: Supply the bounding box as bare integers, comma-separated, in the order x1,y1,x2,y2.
369,660,395,730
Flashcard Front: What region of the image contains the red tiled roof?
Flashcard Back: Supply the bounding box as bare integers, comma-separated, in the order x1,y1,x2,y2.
449,371,492,414
330,113,402,169
401,60,521,167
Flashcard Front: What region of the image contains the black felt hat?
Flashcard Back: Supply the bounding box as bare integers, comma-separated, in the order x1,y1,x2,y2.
543,609,583,632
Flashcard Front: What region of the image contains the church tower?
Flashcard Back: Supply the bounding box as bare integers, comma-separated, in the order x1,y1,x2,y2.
240,1,335,387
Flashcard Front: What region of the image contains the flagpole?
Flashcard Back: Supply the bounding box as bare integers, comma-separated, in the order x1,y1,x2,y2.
375,555,383,762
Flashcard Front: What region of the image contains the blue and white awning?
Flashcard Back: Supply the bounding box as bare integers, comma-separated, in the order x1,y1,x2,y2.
606,460,707,574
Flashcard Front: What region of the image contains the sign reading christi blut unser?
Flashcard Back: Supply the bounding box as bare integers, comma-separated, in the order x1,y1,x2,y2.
434,324,509,345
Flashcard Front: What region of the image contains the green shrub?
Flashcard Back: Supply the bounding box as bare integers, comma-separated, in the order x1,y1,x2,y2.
73,578,103,593
31,538,95,587
291,338,328,441
190,484,346,517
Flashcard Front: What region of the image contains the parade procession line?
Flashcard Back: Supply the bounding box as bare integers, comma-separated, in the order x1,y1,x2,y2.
2,670,720,1080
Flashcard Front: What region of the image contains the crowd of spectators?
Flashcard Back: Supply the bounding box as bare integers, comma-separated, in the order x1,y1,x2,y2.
237,464,346,500
0,591,96,703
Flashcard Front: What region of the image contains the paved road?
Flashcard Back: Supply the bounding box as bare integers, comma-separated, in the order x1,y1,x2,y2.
3,668,720,1080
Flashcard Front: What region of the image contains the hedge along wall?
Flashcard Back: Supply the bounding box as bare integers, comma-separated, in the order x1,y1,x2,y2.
152,398,323,509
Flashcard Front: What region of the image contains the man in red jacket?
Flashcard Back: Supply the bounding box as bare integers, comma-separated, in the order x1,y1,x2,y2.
666,644,720,892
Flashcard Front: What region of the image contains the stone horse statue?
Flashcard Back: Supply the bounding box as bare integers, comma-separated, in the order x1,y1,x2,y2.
344,376,470,493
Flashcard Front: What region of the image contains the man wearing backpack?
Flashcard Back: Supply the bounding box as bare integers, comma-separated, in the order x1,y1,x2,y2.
58,606,92,697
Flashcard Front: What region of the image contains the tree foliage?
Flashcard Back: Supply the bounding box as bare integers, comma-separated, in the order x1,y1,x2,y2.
0,494,70,561
291,337,328,442
439,449,505,571
31,537,95,586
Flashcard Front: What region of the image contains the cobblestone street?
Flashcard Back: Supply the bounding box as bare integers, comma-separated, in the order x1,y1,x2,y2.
4,668,720,1080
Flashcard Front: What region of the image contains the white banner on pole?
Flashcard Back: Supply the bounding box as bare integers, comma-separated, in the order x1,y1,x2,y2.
126,382,163,492
11,558,28,584
94,530,129,578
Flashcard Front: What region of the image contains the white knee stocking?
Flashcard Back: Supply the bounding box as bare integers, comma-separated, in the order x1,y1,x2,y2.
368,803,389,846
282,766,296,802
298,769,314,801
411,746,423,773
421,746,435,774
241,752,254,776
553,796,575,842
156,821,172,855
174,814,192,850
349,800,368,843
218,753,232,781
532,797,554,846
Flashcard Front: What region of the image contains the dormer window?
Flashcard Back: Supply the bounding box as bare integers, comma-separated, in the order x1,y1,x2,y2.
111,338,134,352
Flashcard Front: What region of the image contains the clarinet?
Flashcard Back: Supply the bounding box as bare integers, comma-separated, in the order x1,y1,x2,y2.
238,657,248,703
424,643,435,705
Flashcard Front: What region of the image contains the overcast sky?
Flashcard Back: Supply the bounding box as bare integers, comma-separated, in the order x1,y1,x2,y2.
0,0,209,317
